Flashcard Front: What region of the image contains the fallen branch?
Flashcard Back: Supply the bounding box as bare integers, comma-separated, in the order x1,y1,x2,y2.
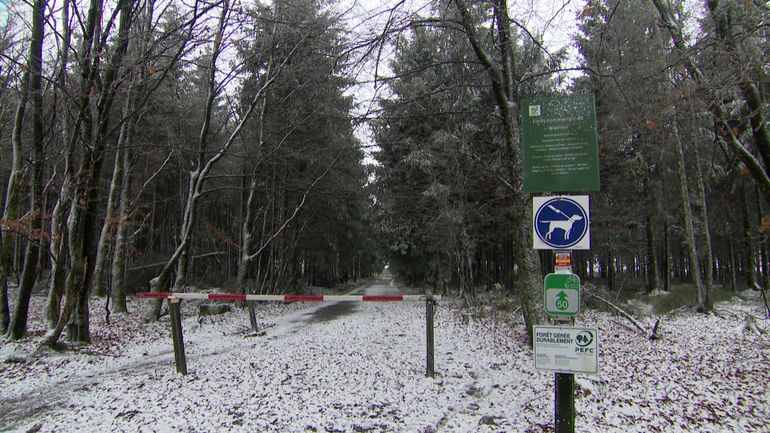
740,313,766,335
584,291,647,335
666,305,690,317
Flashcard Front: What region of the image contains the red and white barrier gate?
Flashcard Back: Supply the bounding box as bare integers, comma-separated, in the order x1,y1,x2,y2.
134,292,440,377
135,292,439,302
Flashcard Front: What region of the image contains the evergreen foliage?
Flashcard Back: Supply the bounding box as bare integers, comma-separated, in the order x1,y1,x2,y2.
0,0,767,341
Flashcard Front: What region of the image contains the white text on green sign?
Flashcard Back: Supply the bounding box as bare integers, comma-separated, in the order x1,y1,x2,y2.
521,94,600,193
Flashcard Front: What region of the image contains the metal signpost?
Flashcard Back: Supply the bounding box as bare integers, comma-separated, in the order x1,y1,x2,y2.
534,251,602,433
534,255,595,433
524,94,600,433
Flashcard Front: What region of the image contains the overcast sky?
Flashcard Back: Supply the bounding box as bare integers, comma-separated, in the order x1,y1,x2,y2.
331,0,584,157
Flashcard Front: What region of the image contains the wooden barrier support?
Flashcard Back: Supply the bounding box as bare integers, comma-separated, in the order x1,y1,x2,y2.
426,293,435,378
168,298,188,375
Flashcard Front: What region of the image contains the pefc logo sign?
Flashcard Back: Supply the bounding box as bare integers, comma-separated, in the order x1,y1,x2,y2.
574,330,595,354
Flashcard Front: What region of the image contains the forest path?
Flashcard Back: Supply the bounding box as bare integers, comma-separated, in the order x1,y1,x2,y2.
0,279,421,431
300,278,402,324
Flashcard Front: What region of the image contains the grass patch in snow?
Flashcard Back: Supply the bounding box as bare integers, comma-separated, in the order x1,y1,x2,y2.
643,283,752,314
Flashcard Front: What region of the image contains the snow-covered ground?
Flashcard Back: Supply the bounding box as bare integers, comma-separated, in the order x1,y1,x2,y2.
1,284,769,433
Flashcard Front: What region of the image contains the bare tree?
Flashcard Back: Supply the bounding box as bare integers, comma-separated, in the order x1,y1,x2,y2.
92,0,157,301
4,0,45,340
44,0,139,345
44,0,74,328
142,0,304,322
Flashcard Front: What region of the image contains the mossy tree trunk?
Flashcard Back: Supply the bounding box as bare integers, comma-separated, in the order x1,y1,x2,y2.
6,0,46,340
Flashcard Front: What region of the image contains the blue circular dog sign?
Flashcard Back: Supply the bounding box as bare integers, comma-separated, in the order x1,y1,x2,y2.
533,196,590,249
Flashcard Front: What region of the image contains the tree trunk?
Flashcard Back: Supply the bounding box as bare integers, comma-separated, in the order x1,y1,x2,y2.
45,206,69,327
663,218,671,292
644,178,661,293
92,109,129,298
646,213,661,293
729,233,737,292
453,0,543,343
691,130,714,311
672,116,704,305
44,0,74,328
237,75,271,295
110,140,132,314
755,186,769,290
7,0,45,340
742,183,759,290
0,72,29,334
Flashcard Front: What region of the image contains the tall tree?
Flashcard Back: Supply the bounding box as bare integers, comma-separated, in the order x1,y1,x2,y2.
574,0,676,294
237,0,372,303
44,0,139,345
92,0,157,301
671,112,706,306
5,0,45,340
373,19,505,298
44,0,74,328
142,0,303,322
452,0,545,339
651,0,770,204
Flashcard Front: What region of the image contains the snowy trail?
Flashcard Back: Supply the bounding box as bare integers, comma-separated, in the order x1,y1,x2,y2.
0,281,472,432
1,284,769,432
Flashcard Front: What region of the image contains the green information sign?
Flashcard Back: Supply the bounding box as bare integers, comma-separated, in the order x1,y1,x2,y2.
544,273,580,316
522,94,599,193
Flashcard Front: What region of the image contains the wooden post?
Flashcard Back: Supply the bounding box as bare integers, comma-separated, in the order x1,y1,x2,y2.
168,298,188,375
425,293,435,377
248,300,259,333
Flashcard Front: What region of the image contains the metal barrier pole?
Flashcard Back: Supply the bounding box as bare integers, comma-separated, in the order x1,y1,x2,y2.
426,293,435,377
554,251,575,433
168,298,188,375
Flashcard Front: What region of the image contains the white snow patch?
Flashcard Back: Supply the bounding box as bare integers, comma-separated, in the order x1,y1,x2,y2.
1,293,769,432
